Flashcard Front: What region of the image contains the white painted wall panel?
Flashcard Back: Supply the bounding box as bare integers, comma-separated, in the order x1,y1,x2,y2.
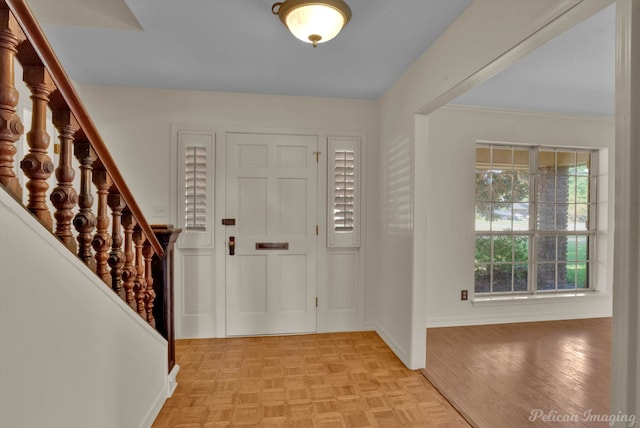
239,255,268,314
176,250,216,338
328,252,357,310
277,254,308,312
278,178,307,236
277,145,307,168
182,253,214,315
238,144,268,168
323,250,360,331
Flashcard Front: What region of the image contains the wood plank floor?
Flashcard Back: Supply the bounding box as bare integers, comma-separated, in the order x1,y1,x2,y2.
422,318,612,428
153,331,470,427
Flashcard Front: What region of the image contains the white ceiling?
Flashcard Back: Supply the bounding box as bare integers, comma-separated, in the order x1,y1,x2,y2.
28,0,615,115
452,3,615,116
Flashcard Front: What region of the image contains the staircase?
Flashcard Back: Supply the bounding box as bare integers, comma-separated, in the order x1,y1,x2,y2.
0,1,179,426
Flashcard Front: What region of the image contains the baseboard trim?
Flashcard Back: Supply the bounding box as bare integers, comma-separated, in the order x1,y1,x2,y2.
140,381,169,428
426,311,613,328
371,322,410,368
168,364,180,397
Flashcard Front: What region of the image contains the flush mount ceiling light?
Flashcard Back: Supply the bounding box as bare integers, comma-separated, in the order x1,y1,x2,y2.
272,0,352,47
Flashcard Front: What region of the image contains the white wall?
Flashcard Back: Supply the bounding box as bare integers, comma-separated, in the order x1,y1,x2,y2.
422,105,614,327
76,86,379,338
0,190,168,428
371,130,414,364
76,86,378,221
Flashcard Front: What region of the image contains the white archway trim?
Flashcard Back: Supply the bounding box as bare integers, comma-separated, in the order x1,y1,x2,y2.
612,0,640,417
416,0,613,116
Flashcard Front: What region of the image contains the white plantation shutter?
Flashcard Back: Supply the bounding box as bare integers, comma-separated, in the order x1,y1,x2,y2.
184,145,207,230
328,137,360,247
178,131,214,248
334,150,355,232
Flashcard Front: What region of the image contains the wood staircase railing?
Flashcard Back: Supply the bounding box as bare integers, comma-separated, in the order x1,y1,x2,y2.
0,0,180,371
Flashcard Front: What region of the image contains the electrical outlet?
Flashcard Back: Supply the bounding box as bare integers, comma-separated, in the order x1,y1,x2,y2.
461,289,468,301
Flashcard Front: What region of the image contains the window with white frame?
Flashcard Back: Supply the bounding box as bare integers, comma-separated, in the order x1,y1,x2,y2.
328,136,360,247
474,144,597,294
177,130,214,248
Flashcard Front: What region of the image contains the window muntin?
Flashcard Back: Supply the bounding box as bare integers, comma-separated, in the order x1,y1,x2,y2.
474,144,596,295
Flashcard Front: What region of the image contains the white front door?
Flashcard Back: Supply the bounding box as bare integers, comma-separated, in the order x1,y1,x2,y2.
225,132,318,336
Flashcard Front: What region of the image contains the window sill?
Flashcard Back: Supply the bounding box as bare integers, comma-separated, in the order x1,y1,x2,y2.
471,290,607,307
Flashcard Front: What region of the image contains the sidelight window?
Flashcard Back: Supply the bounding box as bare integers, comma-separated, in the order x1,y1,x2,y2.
177,130,214,248
328,136,360,247
184,144,208,231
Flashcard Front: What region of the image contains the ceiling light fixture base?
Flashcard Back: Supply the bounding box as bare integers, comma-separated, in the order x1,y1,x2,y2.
272,0,352,47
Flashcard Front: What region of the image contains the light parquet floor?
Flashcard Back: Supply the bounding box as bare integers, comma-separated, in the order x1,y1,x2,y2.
153,331,470,427
422,318,612,428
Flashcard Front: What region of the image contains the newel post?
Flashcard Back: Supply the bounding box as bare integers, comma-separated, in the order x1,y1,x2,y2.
151,225,181,373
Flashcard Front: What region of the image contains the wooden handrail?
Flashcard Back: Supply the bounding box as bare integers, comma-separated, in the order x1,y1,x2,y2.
3,0,163,258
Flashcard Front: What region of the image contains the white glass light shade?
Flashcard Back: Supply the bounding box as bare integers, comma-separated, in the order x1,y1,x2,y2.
273,0,351,47
286,5,345,45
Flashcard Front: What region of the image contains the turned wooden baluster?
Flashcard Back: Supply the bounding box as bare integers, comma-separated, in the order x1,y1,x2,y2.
50,110,78,251
91,168,112,284
143,241,156,327
0,9,24,200
20,66,55,229
107,193,125,299
121,211,137,310
133,227,148,318
72,141,97,270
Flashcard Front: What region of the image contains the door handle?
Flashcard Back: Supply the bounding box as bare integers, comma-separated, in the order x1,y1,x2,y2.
229,236,235,255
